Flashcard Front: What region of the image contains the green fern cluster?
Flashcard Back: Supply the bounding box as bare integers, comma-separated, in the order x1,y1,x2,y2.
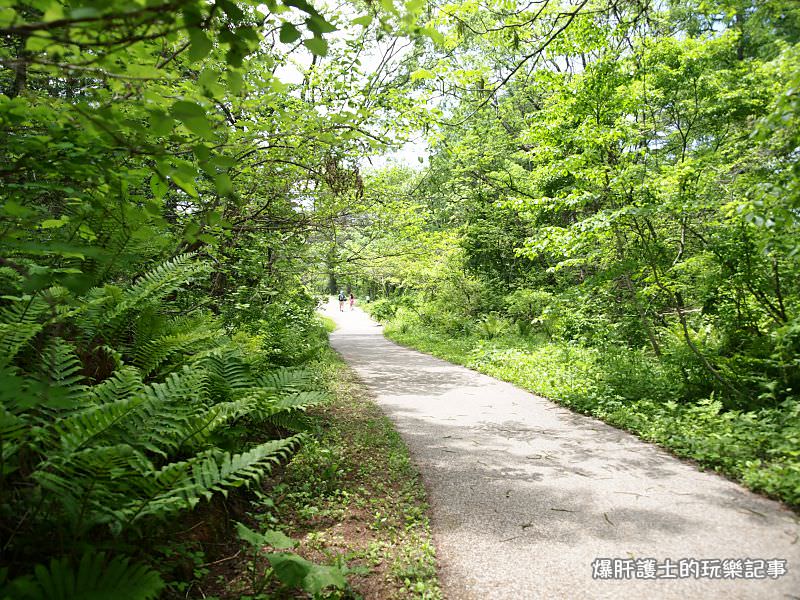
0,255,326,599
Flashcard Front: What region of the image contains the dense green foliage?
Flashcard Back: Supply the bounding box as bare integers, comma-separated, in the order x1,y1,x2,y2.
351,0,800,505
2,0,800,594
0,248,332,596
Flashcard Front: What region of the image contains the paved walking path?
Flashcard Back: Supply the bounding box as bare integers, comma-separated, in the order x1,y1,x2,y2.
323,300,799,599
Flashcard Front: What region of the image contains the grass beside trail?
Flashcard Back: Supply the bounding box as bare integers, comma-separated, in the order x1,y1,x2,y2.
275,341,441,599
378,319,800,510
200,317,441,599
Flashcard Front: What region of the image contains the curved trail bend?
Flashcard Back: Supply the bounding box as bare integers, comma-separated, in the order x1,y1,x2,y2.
323,300,799,600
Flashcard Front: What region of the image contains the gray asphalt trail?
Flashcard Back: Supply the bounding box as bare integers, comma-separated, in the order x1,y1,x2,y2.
323,300,800,600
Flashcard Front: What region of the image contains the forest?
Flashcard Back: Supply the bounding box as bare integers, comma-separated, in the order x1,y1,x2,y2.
0,0,798,598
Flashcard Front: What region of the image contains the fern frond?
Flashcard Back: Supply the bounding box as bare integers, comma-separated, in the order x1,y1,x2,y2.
52,396,146,452
0,293,51,368
174,398,256,450
228,389,325,424
54,365,209,456
134,327,220,377
257,391,326,432
111,254,206,320
37,338,86,411
265,410,313,433
85,367,143,406
257,367,313,391
78,285,123,340
204,436,301,492
79,254,208,338
0,292,49,326
0,406,29,476
0,322,42,369
272,391,327,412
128,436,303,522
122,367,210,456
198,348,256,392
33,444,154,529
0,406,28,440
2,551,164,600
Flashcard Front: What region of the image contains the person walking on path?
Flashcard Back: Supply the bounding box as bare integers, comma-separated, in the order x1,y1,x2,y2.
338,290,346,312
349,292,355,311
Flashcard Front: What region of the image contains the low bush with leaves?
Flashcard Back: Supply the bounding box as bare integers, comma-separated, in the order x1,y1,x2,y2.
366,296,416,324
235,289,331,369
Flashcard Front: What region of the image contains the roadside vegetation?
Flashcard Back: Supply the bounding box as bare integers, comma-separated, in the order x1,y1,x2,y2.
266,335,440,600
178,318,441,599
369,303,800,508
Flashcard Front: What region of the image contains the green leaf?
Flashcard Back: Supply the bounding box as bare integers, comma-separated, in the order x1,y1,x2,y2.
26,34,51,52
0,8,17,28
411,68,435,81
269,77,289,93
306,15,336,35
420,26,444,45
303,37,328,57
40,217,70,229
267,553,309,588
4,551,164,600
189,28,213,62
262,530,295,549
267,553,346,595
193,144,211,162
150,175,168,200
279,22,301,43
69,7,101,19
1,200,33,218
144,200,163,217
282,0,316,15
219,0,245,22
227,70,244,95
170,101,214,140
169,167,199,198
197,234,218,245
214,173,233,196
405,0,425,16
351,14,373,27
198,68,225,97
148,110,173,137
302,564,347,595
236,523,295,549
235,522,262,547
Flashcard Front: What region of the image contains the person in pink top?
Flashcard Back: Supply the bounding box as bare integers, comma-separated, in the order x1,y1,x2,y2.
349,293,355,310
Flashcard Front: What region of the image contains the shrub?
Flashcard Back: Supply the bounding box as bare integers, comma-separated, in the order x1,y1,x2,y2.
369,298,399,322
477,313,509,339
240,289,328,368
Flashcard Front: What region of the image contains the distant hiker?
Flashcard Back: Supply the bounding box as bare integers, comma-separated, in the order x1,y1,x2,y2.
349,293,355,310
338,290,346,312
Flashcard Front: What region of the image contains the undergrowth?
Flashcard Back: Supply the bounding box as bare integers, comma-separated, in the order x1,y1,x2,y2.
195,333,441,599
